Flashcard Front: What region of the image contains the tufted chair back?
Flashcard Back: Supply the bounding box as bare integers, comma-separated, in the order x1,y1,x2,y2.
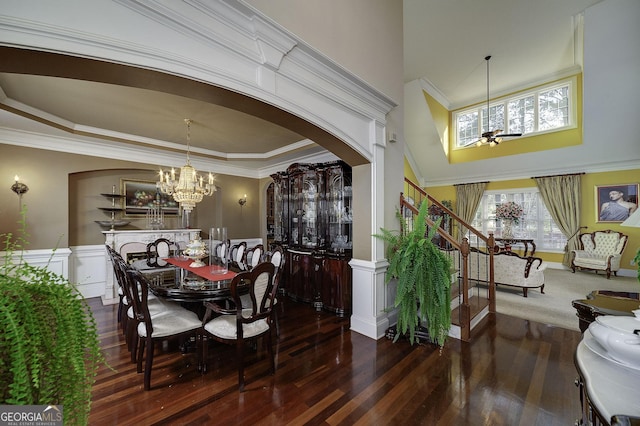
578,230,628,257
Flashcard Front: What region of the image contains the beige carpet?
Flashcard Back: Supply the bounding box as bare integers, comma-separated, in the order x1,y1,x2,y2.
491,268,639,330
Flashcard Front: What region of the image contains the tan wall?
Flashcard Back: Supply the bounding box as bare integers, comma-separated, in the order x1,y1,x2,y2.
0,144,261,249
246,0,405,259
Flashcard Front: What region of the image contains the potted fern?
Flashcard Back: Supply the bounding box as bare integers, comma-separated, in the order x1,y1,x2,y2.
0,220,104,425
375,200,452,346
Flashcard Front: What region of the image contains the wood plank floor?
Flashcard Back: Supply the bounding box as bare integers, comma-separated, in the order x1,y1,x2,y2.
88,296,582,425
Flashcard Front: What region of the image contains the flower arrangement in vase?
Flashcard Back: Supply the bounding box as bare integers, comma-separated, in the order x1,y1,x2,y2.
496,201,524,239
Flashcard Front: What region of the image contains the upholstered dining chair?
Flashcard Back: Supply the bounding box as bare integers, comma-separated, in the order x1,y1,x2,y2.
112,252,186,361
146,237,179,268
105,245,128,328
213,239,230,263
265,245,284,269
265,246,285,337
229,241,247,269
244,244,264,270
201,262,278,391
126,269,203,390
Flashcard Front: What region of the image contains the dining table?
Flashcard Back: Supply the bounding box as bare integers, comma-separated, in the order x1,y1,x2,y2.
146,257,241,302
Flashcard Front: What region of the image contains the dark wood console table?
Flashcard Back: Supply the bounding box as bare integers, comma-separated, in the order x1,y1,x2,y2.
494,238,536,256
571,290,640,332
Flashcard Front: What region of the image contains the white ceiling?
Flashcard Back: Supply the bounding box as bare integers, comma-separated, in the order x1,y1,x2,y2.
404,0,602,108
0,0,604,180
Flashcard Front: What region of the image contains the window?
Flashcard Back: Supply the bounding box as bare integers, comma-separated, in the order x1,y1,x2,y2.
455,78,575,147
469,189,567,251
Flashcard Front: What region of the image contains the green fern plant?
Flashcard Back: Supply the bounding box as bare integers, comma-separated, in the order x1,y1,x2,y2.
0,213,104,425
374,200,452,346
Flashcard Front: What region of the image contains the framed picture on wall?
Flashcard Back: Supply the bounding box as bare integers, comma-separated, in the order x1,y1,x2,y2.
595,183,639,222
121,179,179,216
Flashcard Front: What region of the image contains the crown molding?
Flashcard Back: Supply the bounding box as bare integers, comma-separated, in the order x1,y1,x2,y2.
0,0,396,166
0,126,334,179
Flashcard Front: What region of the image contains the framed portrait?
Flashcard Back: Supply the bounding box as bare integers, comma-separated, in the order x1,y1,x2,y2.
121,179,179,216
595,183,639,223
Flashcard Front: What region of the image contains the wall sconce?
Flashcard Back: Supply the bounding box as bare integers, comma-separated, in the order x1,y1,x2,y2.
11,175,29,196
238,194,247,206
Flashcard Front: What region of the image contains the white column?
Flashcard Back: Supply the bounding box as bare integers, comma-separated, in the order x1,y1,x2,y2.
349,122,394,339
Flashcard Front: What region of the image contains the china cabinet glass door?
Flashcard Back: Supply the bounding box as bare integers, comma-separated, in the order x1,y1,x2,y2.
288,164,322,249
270,171,289,246
325,161,352,254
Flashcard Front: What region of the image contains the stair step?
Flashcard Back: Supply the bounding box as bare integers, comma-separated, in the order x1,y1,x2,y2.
451,295,489,326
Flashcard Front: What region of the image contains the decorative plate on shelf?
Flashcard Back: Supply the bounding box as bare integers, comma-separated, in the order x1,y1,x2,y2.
95,220,130,228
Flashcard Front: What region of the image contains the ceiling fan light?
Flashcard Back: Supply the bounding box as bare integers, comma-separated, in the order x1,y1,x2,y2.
476,140,483,147
494,137,503,143
489,140,497,147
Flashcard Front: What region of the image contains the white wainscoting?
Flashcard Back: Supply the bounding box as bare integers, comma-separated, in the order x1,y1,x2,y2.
1,247,71,281
70,245,108,299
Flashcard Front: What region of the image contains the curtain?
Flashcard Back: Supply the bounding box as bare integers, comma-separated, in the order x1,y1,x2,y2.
455,182,488,241
534,174,582,266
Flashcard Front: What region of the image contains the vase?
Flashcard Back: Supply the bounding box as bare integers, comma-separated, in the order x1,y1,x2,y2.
209,227,228,274
501,219,514,239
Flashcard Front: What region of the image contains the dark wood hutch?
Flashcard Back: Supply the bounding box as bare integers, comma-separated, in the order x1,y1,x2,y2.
271,161,352,316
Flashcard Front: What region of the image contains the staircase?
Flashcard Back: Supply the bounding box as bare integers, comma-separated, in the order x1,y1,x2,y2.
401,178,497,342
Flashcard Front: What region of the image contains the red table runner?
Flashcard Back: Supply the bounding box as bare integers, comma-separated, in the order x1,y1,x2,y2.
165,257,237,282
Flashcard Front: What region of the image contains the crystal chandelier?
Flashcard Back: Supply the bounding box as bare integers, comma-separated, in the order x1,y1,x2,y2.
157,119,215,225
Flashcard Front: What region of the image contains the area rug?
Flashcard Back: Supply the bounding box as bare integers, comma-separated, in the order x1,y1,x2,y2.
492,268,639,330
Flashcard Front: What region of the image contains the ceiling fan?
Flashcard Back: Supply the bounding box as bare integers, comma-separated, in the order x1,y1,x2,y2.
472,55,522,147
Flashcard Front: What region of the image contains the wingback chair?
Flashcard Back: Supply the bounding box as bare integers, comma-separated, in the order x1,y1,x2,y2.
570,230,628,279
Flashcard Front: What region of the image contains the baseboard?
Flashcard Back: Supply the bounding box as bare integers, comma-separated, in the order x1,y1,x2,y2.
545,262,636,278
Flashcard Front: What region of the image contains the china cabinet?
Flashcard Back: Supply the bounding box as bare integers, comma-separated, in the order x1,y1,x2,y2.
270,161,352,315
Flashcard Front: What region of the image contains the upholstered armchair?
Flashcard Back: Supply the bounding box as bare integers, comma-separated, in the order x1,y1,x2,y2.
571,230,628,279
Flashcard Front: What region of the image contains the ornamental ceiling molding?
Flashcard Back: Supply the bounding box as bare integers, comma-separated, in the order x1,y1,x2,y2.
0,1,395,166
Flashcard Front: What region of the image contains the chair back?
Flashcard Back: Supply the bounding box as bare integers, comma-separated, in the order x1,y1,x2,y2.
110,248,141,317
229,242,247,266
578,230,628,256
245,244,264,269
230,262,276,327
214,239,230,261
126,269,154,335
107,245,127,290
146,238,178,267
266,245,284,269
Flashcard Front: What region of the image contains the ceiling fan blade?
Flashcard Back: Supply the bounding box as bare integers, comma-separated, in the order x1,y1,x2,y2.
495,133,522,138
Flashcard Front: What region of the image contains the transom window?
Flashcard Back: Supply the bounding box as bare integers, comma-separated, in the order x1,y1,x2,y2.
469,189,567,251
455,78,575,148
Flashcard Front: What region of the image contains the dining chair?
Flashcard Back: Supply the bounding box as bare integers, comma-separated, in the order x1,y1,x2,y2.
229,241,247,269
201,262,278,391
266,247,285,337
213,239,230,262
146,237,179,268
113,252,187,360
105,245,128,329
126,269,203,390
265,245,284,271
244,244,264,270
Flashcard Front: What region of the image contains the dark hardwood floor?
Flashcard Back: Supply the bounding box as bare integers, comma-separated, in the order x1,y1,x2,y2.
89,296,582,425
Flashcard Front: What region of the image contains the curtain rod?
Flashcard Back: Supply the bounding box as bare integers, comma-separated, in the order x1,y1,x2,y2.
453,181,490,186
531,172,585,179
